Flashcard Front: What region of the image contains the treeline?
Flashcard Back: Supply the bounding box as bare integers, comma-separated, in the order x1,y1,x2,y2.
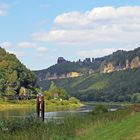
39,68,140,102
0,48,37,99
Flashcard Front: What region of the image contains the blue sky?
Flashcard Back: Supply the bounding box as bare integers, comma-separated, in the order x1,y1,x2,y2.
0,0,140,70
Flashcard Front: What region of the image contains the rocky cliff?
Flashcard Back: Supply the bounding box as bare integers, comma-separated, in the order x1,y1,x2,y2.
34,47,140,81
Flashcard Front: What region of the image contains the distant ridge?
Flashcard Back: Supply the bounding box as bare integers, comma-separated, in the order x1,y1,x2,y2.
34,47,140,81
34,47,140,102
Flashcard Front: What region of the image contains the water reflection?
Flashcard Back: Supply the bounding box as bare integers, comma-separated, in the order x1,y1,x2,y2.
0,105,119,120
0,107,35,119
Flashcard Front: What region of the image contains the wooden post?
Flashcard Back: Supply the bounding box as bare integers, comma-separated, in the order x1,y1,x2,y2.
36,94,45,121
37,95,40,118
41,96,45,121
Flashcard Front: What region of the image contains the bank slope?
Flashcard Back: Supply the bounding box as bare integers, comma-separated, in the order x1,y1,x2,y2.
75,112,140,140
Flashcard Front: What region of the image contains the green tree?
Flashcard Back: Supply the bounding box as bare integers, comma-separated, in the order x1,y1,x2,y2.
132,93,140,103
59,88,69,99
0,47,37,98
45,81,68,99
5,86,16,96
44,91,51,100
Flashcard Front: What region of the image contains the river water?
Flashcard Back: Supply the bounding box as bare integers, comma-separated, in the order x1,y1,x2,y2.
0,104,119,121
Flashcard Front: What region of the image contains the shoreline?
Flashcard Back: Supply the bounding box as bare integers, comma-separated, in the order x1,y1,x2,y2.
0,100,83,112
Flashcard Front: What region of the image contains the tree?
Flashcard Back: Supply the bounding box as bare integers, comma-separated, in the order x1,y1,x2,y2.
59,88,69,99
0,47,37,99
44,81,68,100
5,86,16,96
131,93,140,103
44,91,51,100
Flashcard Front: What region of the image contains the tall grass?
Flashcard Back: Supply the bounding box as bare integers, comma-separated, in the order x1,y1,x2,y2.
0,105,133,140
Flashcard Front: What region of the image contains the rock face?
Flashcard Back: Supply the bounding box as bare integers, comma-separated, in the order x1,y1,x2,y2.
102,56,140,73
83,58,91,64
57,57,67,64
125,59,130,69
103,63,115,73
34,47,140,81
130,57,140,69
47,71,81,80
67,72,81,78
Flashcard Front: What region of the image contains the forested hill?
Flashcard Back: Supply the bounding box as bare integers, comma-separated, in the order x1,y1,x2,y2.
35,47,140,81
0,47,37,98
39,68,140,102
35,47,140,102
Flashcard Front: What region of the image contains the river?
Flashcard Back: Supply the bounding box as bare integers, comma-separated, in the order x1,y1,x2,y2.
0,104,119,121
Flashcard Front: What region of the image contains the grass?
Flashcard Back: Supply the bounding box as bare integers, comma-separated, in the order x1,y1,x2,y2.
0,100,35,111
85,101,132,106
75,112,140,140
0,99,36,110
45,98,82,111
0,105,139,140
1,101,140,140
45,104,81,112
0,98,82,111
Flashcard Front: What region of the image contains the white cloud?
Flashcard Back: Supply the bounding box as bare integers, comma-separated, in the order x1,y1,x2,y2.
0,3,10,16
77,48,117,58
37,47,48,52
18,42,37,48
54,6,140,27
32,6,140,46
0,41,12,48
77,48,131,58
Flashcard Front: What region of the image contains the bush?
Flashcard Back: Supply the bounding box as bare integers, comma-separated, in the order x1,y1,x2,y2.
130,104,140,112
69,97,80,104
91,105,108,115
61,100,69,105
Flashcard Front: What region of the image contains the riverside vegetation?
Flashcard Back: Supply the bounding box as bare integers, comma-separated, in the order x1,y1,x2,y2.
0,105,140,140
1,47,140,139
0,81,81,111
0,47,81,111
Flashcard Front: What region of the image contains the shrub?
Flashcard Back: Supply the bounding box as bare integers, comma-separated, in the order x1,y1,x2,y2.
61,100,69,105
91,105,108,115
69,97,80,104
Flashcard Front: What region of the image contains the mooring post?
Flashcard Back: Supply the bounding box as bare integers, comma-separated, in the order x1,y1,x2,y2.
36,93,45,121
41,95,45,121
37,95,40,118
